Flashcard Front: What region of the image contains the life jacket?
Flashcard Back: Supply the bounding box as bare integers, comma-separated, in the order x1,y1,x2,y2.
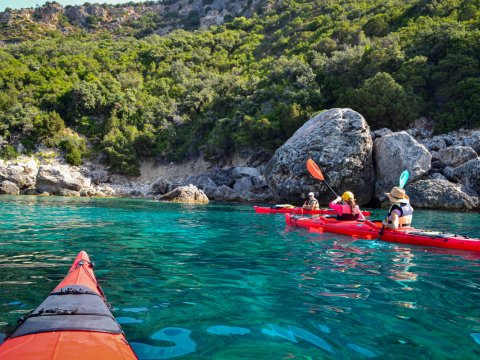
338,213,357,220
309,198,319,210
387,202,413,227
336,204,357,220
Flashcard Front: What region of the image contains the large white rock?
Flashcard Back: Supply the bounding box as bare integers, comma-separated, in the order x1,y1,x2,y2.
374,131,432,203
450,158,480,193
58,189,81,197
89,169,110,184
0,158,38,189
36,165,92,194
157,184,209,204
150,178,172,195
406,179,479,210
233,177,253,193
437,146,477,167
464,131,480,153
373,128,392,138
264,108,375,204
213,185,244,202
0,180,20,195
421,136,447,151
185,175,217,197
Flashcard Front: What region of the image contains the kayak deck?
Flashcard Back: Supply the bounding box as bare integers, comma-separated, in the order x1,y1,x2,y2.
0,332,136,360
0,251,137,360
286,214,480,252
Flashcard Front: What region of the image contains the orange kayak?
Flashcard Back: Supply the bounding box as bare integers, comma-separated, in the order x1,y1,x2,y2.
0,251,137,360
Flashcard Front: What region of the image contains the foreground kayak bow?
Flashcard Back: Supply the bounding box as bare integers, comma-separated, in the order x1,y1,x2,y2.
286,214,480,252
254,205,371,216
0,251,137,360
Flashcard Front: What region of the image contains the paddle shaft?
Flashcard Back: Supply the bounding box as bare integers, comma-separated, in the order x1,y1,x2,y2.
377,225,385,240
323,180,340,199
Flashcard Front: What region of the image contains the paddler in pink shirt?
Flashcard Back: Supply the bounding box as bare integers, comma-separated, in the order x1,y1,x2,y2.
329,191,365,221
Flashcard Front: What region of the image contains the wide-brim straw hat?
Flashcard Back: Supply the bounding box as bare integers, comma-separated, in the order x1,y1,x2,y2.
385,186,409,203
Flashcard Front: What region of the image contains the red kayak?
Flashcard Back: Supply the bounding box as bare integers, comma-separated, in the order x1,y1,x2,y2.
0,251,137,360
285,214,480,252
254,205,371,216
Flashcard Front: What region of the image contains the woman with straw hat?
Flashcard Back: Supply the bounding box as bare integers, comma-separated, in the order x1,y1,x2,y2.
383,186,414,230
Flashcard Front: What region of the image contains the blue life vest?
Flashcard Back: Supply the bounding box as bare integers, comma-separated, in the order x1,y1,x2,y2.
388,202,413,226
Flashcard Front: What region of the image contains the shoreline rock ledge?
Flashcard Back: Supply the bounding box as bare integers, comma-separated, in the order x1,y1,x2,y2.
0,107,478,211
157,184,209,204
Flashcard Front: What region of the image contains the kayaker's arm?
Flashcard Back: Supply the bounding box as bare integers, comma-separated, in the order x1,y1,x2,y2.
328,197,342,213
331,196,342,204
383,212,400,230
356,207,366,221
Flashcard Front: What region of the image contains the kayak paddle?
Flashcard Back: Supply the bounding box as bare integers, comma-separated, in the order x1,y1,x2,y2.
378,170,410,240
306,158,340,198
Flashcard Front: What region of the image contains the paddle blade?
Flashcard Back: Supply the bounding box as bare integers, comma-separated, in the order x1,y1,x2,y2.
399,170,409,188
306,159,324,181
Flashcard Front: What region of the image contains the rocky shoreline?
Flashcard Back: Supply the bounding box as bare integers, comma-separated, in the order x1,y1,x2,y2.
0,108,479,210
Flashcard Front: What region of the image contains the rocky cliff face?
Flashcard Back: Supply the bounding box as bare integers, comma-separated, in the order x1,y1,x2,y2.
0,0,275,41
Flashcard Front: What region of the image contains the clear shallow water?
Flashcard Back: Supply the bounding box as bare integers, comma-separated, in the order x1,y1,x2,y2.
0,196,479,359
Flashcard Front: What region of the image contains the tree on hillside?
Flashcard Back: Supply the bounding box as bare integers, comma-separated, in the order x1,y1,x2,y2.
337,72,424,130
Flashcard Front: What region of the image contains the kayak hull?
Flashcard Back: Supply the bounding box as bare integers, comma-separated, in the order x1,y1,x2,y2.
0,251,137,360
254,205,371,216
285,214,480,252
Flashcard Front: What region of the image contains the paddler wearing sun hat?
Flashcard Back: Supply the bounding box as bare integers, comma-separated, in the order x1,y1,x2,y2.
382,186,414,230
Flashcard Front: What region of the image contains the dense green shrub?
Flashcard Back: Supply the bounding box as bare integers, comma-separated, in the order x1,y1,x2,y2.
337,72,424,130
0,0,479,171
57,136,87,166
65,147,82,166
33,111,65,140
0,145,19,160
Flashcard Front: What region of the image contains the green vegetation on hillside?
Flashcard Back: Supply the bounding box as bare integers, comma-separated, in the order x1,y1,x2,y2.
1,0,479,174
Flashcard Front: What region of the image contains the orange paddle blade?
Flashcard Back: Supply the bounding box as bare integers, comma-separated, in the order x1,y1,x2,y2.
306,158,324,181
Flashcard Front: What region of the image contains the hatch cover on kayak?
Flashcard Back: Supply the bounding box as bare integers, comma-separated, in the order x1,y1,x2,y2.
9,285,122,339
407,231,457,239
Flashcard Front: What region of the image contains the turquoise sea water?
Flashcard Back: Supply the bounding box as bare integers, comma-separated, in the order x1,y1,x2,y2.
0,196,480,359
